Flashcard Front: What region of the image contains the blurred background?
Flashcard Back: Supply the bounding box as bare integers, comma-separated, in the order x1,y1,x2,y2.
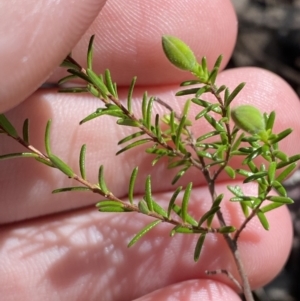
231,1,300,300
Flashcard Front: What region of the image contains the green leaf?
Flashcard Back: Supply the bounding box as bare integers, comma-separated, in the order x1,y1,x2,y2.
224,166,236,179
138,200,150,214
243,148,263,164
212,55,223,72
154,114,162,142
105,69,117,97
59,87,88,93
269,128,292,144
272,180,287,197
176,87,202,97
206,194,224,227
0,114,18,138
231,105,265,134
145,97,154,129
145,175,154,211
116,138,152,155
98,165,109,195
127,220,161,247
170,226,195,236
87,35,95,69
60,59,81,71
0,152,38,161
240,202,249,218
276,163,296,183
196,131,220,142
58,75,78,85
49,154,74,178
142,92,148,120
265,111,276,131
86,68,109,98
172,205,198,227
86,84,101,97
128,167,138,205
79,144,87,180
53,186,90,193
257,210,269,230
67,69,92,84
182,183,193,223
273,150,288,162
180,79,201,86
267,162,277,184
266,195,293,204
80,106,125,124
247,161,259,173
243,171,267,183
224,82,246,107
168,159,189,169
175,115,187,149
45,120,52,156
167,186,182,218
204,114,224,132
260,202,284,213
227,185,244,197
118,131,145,145
207,67,218,84
277,154,300,169
194,233,206,262
231,133,245,152
127,76,137,113
198,206,220,227
97,201,129,212
116,118,140,127
35,157,54,167
171,165,190,185
96,200,123,208
152,201,168,218
22,119,29,144
162,35,198,72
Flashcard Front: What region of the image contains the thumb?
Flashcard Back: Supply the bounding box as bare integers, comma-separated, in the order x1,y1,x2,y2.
0,0,107,113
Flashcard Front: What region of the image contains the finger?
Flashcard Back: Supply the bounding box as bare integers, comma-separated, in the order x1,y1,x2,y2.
133,280,241,301
0,0,107,113
1,67,299,223
49,0,237,85
0,183,292,300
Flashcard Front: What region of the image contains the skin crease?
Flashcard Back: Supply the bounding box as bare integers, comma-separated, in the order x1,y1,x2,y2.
0,0,299,300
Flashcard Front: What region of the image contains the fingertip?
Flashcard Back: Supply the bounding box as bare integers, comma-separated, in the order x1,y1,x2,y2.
134,279,241,301
0,0,107,113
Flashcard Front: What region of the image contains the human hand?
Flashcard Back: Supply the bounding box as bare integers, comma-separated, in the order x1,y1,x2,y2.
1,1,300,300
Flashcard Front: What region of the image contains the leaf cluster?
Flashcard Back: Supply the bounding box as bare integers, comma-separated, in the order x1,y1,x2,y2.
0,35,299,268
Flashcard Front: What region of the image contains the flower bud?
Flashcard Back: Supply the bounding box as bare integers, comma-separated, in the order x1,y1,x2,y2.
231,105,265,134
162,35,197,72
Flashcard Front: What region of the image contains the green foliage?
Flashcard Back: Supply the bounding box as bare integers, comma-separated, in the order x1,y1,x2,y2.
1,34,299,301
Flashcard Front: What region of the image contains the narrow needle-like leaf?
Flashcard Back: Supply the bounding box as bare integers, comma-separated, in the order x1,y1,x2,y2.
45,120,52,156
128,167,138,204
127,76,137,114
79,144,87,180
0,114,18,138
98,165,109,195
145,175,154,211
167,186,182,218
49,154,74,178
128,220,161,247
22,119,30,144
194,233,206,262
182,182,193,223
87,35,95,69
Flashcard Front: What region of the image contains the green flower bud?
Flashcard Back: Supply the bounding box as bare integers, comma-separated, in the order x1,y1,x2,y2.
162,35,198,72
231,105,265,134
